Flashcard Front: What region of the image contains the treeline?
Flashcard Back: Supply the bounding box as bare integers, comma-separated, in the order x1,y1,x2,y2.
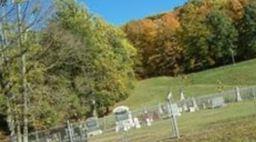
123,0,256,78
0,0,135,137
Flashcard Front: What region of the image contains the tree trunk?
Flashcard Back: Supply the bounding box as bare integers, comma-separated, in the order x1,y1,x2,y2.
16,2,28,142
1,5,16,140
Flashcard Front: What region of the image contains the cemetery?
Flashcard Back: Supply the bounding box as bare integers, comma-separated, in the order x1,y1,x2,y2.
16,82,256,142
1,0,256,141
87,85,256,142
12,75,256,142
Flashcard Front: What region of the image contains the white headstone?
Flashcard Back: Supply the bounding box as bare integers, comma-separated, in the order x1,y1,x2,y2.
192,97,199,111
182,104,188,112
133,117,141,129
113,106,133,132
167,91,172,100
158,103,163,114
236,86,242,102
146,118,152,126
180,90,185,101
211,97,225,108
189,107,196,112
202,103,207,109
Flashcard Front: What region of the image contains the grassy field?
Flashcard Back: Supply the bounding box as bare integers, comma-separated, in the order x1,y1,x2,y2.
91,100,256,142
103,59,256,142
117,59,256,109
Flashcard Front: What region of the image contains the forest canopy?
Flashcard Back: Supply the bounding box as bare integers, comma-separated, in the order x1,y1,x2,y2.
123,0,256,78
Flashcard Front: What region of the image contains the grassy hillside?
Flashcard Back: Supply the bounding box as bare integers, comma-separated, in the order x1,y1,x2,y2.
98,59,256,141
117,59,256,109
93,100,256,142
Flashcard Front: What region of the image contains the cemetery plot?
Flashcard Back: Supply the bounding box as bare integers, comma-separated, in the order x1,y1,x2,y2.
21,86,256,142
89,100,256,142
88,87,256,142
88,100,181,142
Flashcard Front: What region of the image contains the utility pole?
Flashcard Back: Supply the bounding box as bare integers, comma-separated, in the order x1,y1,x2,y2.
16,0,28,142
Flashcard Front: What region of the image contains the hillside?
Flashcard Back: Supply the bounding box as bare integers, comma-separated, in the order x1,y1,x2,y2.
117,58,256,109
123,0,255,78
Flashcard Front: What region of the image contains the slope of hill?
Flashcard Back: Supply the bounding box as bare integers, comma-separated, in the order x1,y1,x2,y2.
123,0,253,78
117,58,256,109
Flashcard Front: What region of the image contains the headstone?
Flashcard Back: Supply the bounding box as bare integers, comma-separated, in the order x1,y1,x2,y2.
86,117,102,137
158,103,163,114
202,103,207,109
180,90,185,101
192,97,199,111
182,103,188,112
189,107,196,112
235,86,242,102
133,117,141,129
211,97,225,109
143,108,154,126
113,106,133,132
167,91,172,100
178,107,183,113
146,118,152,126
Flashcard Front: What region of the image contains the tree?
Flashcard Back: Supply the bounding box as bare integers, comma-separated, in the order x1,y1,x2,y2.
44,0,136,116
177,2,212,71
0,0,60,141
123,12,182,77
206,9,238,65
237,1,256,60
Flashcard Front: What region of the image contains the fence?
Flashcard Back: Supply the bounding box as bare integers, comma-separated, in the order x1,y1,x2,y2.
177,86,256,110
90,86,256,142
12,121,88,142
88,101,178,142
12,86,256,142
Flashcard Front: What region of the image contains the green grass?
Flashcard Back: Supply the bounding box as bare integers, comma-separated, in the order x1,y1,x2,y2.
91,59,256,142
117,59,256,109
92,101,256,142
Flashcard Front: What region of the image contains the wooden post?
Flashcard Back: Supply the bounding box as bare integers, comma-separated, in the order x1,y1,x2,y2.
67,121,74,142
17,120,22,142
235,86,242,102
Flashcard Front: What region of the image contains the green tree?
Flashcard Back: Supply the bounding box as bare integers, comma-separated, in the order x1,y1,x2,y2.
177,2,211,71
44,0,136,116
237,1,256,59
206,9,238,65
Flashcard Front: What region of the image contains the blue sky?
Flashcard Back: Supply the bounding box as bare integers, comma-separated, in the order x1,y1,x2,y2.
79,0,188,25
